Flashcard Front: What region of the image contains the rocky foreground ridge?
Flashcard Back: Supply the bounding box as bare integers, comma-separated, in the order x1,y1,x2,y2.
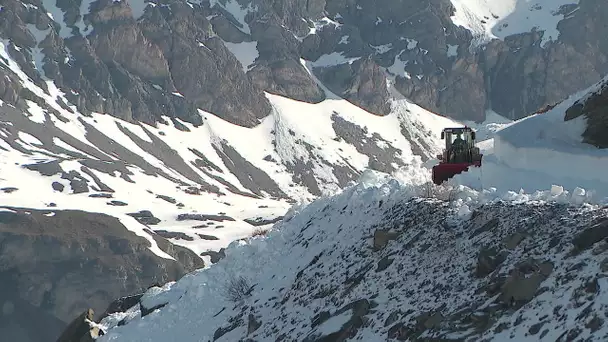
61,181,608,342
2,0,608,126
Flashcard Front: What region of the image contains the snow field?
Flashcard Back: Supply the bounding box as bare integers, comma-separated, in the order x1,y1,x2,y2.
449,0,582,47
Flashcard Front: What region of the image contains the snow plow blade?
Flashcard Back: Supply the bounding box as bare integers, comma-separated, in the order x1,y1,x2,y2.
432,161,481,185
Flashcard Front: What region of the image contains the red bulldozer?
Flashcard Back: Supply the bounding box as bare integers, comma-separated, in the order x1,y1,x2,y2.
432,126,483,185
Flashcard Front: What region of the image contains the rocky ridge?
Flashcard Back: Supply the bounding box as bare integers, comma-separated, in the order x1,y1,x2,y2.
90,181,608,341
1,0,608,128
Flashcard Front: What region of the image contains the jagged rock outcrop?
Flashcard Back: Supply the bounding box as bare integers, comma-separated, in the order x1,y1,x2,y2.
0,0,272,127
564,77,608,148
3,0,608,128
0,207,203,342
56,309,103,342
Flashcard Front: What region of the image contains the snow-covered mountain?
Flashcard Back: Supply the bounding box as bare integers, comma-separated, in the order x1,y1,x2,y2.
71,67,608,342
1,0,608,341
60,71,608,342
0,36,456,258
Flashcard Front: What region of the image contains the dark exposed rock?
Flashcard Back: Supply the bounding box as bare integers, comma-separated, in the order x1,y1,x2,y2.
249,59,326,103
107,200,128,206
127,210,161,225
376,256,394,272
0,207,200,342
200,248,226,264
213,317,243,341
89,193,113,198
316,57,391,115
146,229,205,272
197,234,220,240
331,113,404,173
243,216,283,226
499,259,554,306
213,141,288,199
140,300,167,318
156,194,177,204
80,166,114,192
24,160,63,176
154,230,194,241
503,232,526,250
373,229,400,251
309,299,371,342
247,314,262,335
51,182,65,192
475,247,507,277
99,294,143,320
56,308,103,342
61,170,90,194
177,213,236,222
571,218,608,253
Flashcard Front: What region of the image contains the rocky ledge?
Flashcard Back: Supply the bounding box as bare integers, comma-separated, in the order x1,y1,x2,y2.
565,77,608,148
2,0,608,129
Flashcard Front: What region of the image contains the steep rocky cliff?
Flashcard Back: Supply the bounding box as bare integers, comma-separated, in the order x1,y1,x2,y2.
1,0,608,127
0,207,203,342
565,76,608,148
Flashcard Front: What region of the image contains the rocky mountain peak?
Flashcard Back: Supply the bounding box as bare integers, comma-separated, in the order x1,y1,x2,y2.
2,0,608,128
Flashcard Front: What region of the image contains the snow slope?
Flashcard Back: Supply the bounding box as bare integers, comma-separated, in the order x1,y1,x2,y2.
97,172,608,341
450,0,581,47
0,34,458,263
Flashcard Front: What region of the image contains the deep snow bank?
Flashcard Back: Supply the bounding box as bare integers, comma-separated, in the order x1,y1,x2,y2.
494,101,607,182
490,87,608,200
450,75,608,203
96,172,608,342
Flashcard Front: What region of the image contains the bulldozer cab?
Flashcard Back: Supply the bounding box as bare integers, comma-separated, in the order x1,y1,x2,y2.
432,126,483,185
438,127,479,164
441,127,476,152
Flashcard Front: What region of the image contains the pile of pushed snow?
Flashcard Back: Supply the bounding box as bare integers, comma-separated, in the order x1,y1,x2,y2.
96,171,608,342
449,74,608,204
